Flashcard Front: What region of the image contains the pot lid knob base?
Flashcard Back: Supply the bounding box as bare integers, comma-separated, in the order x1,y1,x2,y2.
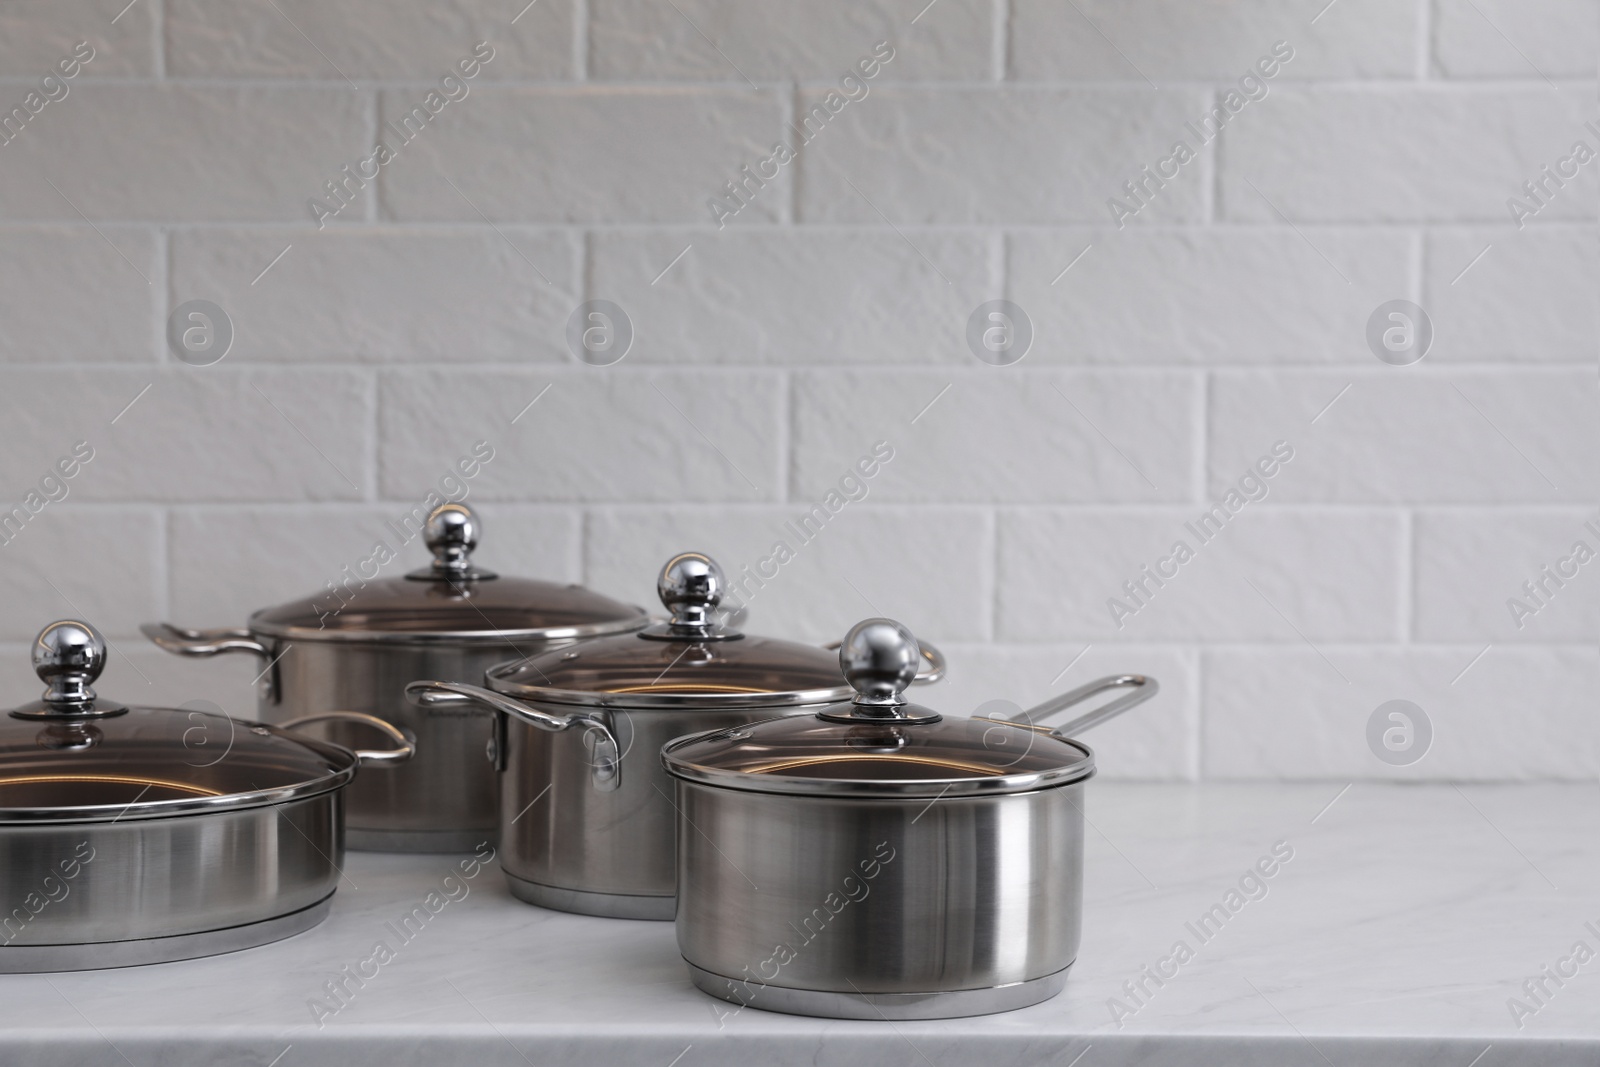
12,620,127,719
406,503,498,582
825,618,941,724
641,552,743,642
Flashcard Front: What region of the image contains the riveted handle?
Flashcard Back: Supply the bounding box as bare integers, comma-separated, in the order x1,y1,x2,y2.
278,711,417,766
405,681,620,791
141,622,270,662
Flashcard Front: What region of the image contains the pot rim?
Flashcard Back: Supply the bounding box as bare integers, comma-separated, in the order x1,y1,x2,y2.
0,738,358,825
247,613,648,646
661,728,1097,798
482,670,854,710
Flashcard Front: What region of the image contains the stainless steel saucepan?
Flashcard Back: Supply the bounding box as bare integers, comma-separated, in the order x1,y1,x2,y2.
0,621,414,973
143,504,647,853
406,552,945,921
663,617,1157,1020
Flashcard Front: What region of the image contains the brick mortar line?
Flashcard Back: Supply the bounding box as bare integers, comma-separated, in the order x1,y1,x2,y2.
574,0,589,80
155,505,170,620
984,504,999,642
1399,506,1415,644
33,503,1591,514
2,77,1589,88
1194,369,1209,507
777,369,793,504
781,82,798,225
992,0,1010,82
4,221,1591,232
1416,0,1434,81
154,226,171,363
0,365,1592,379
152,0,166,80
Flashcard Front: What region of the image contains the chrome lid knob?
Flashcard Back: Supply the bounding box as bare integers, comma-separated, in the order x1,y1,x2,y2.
425,503,477,571
659,552,724,630
34,620,107,709
408,503,496,581
840,618,920,708
638,552,742,642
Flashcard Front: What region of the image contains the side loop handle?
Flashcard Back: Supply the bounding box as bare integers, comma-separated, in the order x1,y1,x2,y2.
141,623,270,662
277,711,416,766
405,681,620,791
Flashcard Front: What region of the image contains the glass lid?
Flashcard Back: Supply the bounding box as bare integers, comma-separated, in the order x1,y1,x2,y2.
663,619,1104,798
247,504,647,643
0,622,362,824
485,553,854,709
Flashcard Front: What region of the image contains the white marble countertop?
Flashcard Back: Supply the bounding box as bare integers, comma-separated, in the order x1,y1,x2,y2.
3,783,1596,1066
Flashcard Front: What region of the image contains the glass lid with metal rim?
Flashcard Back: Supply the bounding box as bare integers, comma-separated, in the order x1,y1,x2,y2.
664,619,1158,798
484,552,858,710
236,504,648,643
0,621,396,824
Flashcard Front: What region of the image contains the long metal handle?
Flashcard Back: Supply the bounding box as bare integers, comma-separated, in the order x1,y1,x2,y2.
140,623,271,662
1011,674,1158,738
404,680,620,791
823,638,947,685
278,711,417,766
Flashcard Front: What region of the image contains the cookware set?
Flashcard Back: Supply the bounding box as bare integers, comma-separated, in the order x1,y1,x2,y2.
2,502,1157,1020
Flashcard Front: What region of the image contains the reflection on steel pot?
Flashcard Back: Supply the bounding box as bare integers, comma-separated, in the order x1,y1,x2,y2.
664,617,1157,1020
0,621,413,973
406,552,947,920
143,504,647,853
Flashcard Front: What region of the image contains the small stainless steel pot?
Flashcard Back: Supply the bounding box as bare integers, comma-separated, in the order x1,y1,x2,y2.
406,553,945,921
143,504,646,853
663,618,1156,1021
0,621,414,973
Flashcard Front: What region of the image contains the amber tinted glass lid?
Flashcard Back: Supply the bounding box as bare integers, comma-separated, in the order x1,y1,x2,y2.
0,622,358,824
488,632,852,709
663,619,1094,798
487,553,852,708
247,505,646,643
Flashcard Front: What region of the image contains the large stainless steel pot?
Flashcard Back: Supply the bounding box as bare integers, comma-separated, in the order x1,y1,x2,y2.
143,504,647,853
663,618,1156,1021
0,621,413,973
406,552,945,921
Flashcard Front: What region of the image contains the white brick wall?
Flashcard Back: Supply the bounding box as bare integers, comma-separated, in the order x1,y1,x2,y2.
0,0,1591,780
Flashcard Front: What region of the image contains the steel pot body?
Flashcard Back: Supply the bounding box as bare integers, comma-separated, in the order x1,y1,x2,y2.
261,635,572,854
674,779,1086,1018
496,700,822,919
0,792,341,972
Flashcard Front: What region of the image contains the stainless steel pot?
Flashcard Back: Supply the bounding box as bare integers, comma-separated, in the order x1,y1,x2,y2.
406,552,946,921
663,618,1157,1021
143,504,647,853
0,621,414,973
